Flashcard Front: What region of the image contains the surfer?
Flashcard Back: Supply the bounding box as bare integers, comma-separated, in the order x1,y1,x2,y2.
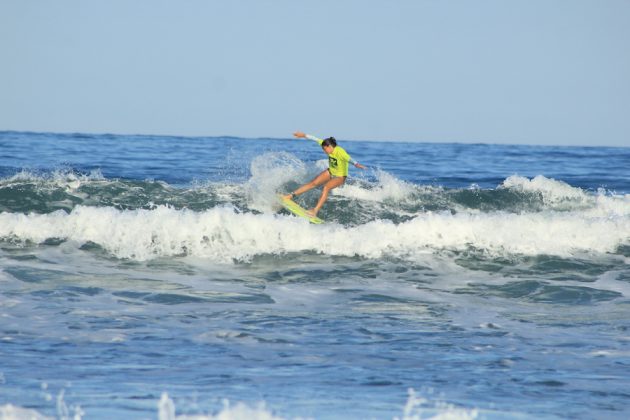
282,131,365,217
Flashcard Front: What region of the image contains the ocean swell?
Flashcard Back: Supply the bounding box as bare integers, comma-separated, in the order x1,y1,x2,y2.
1,202,627,262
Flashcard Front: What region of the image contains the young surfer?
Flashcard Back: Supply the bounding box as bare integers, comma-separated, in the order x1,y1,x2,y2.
282,131,366,217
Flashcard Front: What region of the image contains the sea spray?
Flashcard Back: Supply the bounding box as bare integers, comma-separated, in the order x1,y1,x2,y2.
1,201,628,261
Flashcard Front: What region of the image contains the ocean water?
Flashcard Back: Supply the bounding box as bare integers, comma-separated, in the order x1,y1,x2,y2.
0,131,629,420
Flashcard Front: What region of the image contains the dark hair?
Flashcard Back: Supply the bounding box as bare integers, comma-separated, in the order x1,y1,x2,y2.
321,137,337,148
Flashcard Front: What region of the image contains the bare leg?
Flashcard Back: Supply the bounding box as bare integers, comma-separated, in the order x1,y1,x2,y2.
283,170,330,200
308,176,346,217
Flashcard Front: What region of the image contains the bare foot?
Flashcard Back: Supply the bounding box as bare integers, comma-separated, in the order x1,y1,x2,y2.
306,209,318,217
281,194,293,200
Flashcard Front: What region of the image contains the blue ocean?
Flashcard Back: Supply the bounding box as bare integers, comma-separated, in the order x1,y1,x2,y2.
1,131,629,420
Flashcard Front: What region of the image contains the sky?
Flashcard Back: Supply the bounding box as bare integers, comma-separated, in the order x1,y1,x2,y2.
1,0,629,146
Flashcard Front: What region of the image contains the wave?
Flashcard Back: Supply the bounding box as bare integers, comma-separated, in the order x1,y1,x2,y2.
1,163,627,218
0,169,240,214
1,199,627,262
2,157,628,262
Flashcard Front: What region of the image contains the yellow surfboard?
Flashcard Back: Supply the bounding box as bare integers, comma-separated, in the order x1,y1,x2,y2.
277,195,324,224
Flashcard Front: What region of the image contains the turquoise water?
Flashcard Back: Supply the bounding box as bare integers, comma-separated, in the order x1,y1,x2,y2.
1,131,629,419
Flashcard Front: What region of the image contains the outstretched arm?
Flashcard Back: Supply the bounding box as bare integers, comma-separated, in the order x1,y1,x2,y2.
293,131,323,144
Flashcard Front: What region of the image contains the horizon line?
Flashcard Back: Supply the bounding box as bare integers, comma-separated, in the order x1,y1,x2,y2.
1,128,626,149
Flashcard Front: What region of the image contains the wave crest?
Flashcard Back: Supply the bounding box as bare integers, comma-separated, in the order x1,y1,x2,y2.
1,203,627,262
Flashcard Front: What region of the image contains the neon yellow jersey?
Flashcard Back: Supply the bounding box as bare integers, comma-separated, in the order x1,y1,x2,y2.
325,144,352,177
307,135,354,177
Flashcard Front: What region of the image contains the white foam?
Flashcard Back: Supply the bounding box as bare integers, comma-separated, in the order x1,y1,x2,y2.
395,389,478,420
245,152,308,213
501,175,630,216
0,405,52,420
158,393,292,420
0,169,105,191
1,199,628,262
589,349,630,358
501,175,589,205
336,169,416,202
592,192,630,217
157,389,481,420
0,389,83,420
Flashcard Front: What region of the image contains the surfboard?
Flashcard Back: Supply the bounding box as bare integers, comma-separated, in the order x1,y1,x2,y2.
277,195,324,224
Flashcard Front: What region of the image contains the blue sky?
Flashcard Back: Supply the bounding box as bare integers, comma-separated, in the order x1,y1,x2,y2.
1,0,628,146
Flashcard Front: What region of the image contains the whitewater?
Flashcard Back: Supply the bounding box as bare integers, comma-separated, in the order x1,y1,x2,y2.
1,131,629,419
